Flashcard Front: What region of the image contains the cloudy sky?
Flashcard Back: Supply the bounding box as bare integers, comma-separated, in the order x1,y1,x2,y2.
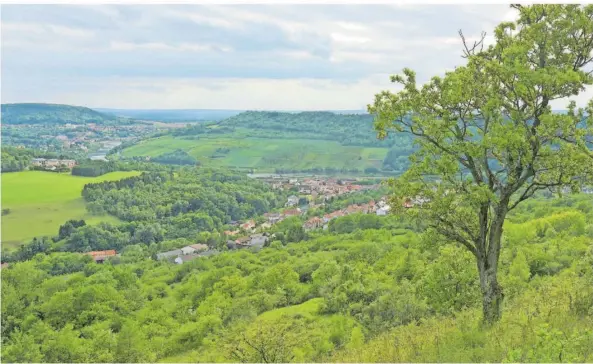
1,4,591,110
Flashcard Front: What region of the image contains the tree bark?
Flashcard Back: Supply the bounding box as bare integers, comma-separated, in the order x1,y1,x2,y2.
477,259,503,324
477,210,506,324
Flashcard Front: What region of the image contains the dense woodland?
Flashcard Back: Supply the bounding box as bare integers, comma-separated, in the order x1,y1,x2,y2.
1,168,288,263
2,194,592,362
1,147,35,172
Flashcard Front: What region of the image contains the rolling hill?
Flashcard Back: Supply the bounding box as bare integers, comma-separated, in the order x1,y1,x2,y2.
94,108,245,122
1,103,131,125
118,111,416,174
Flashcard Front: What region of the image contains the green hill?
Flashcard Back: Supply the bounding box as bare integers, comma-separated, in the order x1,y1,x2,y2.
119,111,416,174
0,103,128,125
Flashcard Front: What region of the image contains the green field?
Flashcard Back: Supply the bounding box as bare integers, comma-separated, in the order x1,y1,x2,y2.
1,171,140,249
121,136,388,171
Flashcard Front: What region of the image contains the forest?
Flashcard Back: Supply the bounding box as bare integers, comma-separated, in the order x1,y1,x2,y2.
1,168,288,263
1,194,592,362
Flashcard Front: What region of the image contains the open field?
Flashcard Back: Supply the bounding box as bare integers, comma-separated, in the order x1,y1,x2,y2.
1,171,140,249
121,136,388,171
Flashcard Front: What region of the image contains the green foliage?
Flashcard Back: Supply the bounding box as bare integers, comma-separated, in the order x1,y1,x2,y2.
1,194,592,362
1,146,35,172
151,149,198,166
369,4,593,322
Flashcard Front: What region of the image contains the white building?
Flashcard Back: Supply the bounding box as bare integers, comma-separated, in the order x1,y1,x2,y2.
286,195,299,207
181,246,196,255
376,205,391,216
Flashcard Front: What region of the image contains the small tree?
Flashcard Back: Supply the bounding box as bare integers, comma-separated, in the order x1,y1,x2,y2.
369,4,593,323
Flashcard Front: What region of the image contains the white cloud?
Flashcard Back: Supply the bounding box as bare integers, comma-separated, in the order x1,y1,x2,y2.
29,75,398,110
330,32,371,44
2,4,591,110
109,41,231,52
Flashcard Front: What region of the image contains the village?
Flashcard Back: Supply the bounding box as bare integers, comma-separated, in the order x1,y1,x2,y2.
31,158,77,170
72,177,434,267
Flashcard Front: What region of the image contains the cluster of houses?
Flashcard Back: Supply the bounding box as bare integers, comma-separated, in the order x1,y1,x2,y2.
276,177,376,203
31,158,77,169
82,243,218,266
226,232,271,250
302,198,390,230
156,243,215,264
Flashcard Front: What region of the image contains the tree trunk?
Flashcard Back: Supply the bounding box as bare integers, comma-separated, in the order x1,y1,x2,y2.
478,260,503,324
477,209,506,324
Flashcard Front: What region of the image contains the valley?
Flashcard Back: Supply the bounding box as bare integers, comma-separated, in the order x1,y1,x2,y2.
2,4,593,364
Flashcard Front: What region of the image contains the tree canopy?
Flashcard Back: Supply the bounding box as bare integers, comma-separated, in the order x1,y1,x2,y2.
369,4,593,323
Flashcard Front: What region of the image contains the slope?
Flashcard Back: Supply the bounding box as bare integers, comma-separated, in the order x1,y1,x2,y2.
1,103,129,125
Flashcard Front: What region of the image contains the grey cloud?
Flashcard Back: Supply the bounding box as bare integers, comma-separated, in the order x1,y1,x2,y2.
1,4,514,106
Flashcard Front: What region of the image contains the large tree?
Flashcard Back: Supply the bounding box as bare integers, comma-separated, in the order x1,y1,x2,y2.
369,4,593,323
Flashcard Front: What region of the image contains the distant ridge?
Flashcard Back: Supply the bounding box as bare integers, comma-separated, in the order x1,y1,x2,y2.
94,108,245,122
1,103,127,125
94,108,369,122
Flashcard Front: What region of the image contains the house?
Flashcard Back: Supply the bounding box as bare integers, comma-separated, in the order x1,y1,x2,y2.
86,250,117,263
156,249,183,261
174,257,183,264
181,246,196,255
248,234,268,249
224,230,239,236
376,205,391,216
45,159,61,167
241,220,256,232
299,186,312,194
286,195,299,207
189,243,209,252
31,158,46,167
303,216,323,230
264,212,282,224
235,236,251,246
403,199,414,208
61,159,77,168
283,208,302,217
1,263,9,269
259,222,272,230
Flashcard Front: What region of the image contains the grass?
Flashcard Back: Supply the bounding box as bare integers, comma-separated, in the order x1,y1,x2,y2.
1,171,140,249
121,136,388,172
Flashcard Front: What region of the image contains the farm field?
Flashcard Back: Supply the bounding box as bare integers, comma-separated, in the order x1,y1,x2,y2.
1,171,140,249
121,136,388,171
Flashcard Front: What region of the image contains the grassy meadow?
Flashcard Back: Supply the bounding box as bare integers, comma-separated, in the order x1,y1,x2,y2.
1,171,140,249
121,135,388,171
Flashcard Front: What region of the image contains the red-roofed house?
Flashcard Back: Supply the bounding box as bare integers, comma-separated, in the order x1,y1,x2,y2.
283,208,302,217
303,216,323,230
86,250,117,263
240,220,256,232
